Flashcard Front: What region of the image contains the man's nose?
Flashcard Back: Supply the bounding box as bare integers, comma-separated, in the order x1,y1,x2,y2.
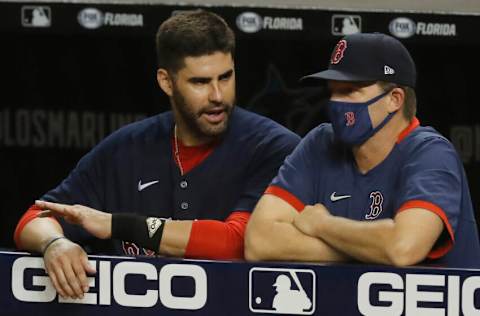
209,82,223,103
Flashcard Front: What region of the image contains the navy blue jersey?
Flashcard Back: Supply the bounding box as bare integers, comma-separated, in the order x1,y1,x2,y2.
42,107,300,255
270,118,480,268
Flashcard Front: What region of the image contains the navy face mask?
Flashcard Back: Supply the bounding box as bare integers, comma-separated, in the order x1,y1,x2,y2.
327,90,395,146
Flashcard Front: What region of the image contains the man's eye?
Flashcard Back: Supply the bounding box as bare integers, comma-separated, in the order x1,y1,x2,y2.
191,79,209,85
219,70,233,81
219,74,232,81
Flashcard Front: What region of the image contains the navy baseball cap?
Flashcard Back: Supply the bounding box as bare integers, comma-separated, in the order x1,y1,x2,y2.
301,33,416,88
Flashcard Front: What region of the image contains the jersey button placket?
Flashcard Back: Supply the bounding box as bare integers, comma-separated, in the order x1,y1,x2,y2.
180,202,189,210
180,180,188,189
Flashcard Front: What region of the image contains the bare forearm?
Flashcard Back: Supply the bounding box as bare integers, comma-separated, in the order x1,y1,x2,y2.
246,220,348,262
19,218,65,253
316,215,398,264
245,195,349,262
296,205,444,266
158,220,193,257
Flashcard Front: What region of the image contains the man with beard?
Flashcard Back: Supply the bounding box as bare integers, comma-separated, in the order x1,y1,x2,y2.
245,33,480,268
14,10,299,299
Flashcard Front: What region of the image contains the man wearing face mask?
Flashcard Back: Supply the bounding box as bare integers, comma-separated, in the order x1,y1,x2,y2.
245,32,480,268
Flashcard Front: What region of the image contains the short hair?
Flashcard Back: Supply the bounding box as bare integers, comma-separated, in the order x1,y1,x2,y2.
378,81,417,120
155,10,235,73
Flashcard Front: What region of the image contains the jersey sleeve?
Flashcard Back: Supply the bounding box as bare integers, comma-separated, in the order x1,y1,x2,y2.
267,127,323,211
43,148,104,206
232,131,300,213
41,144,107,244
396,136,463,258
13,204,60,249
184,211,250,259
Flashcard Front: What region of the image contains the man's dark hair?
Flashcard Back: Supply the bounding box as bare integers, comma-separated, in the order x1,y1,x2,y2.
155,10,235,73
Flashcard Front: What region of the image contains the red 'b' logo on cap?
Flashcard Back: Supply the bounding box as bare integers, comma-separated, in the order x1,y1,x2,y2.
331,40,347,64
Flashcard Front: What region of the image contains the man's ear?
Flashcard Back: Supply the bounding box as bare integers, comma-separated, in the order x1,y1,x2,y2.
157,68,173,97
389,87,405,112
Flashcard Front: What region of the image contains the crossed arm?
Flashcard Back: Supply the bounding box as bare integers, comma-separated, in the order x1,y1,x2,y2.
245,194,349,262
245,194,445,266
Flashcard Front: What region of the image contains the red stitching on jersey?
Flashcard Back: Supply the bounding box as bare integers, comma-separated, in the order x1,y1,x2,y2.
264,185,305,212
397,117,420,144
397,199,454,259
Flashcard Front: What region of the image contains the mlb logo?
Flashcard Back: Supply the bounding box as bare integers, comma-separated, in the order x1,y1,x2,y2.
331,15,361,36
21,6,51,28
249,267,316,315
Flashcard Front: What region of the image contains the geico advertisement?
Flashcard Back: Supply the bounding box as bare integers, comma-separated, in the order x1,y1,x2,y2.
9,255,480,315
357,271,480,316
11,256,207,309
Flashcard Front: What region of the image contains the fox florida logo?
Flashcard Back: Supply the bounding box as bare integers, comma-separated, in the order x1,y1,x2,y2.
357,272,480,315
78,7,143,29
389,17,456,38
11,257,207,309
236,12,303,33
249,267,315,315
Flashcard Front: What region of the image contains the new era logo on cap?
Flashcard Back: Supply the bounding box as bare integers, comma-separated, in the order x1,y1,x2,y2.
384,65,395,75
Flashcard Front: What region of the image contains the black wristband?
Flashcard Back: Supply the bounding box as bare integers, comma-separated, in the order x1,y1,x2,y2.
111,213,166,252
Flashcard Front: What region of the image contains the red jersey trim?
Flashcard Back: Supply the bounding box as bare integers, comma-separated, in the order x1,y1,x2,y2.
397,117,420,144
397,199,454,259
184,211,250,260
264,185,305,212
14,205,59,249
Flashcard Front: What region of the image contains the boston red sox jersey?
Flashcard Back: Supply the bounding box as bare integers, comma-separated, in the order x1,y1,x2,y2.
269,118,480,268
41,107,300,255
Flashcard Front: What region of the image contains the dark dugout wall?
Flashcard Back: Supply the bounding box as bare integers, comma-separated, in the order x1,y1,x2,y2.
0,2,478,248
